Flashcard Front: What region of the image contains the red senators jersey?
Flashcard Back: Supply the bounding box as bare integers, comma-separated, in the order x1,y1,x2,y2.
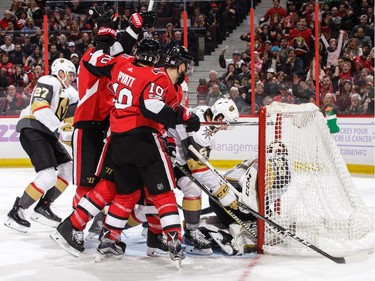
109,56,171,133
287,27,312,55
74,47,114,125
83,52,181,134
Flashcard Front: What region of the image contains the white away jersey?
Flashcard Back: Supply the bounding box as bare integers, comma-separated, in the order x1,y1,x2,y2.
17,75,78,136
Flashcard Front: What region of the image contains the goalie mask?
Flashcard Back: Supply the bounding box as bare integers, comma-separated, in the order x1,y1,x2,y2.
211,98,239,125
266,140,291,191
266,140,288,156
51,58,76,88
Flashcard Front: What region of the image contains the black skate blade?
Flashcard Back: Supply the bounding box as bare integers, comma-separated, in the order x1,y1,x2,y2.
4,218,29,233
31,212,60,228
50,231,81,258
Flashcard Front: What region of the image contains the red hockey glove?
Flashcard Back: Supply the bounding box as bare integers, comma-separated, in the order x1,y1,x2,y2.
176,105,201,132
129,13,144,33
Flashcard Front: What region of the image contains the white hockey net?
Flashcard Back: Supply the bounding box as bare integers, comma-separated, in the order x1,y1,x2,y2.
257,102,374,257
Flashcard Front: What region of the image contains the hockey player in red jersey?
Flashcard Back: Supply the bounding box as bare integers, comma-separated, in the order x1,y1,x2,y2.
4,58,78,232
69,11,153,234
81,39,199,262
50,11,162,256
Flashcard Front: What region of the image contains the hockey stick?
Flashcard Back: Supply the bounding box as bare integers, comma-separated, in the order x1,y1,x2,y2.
188,145,242,199
188,145,368,264
173,162,257,238
200,121,275,126
147,0,154,11
234,199,368,264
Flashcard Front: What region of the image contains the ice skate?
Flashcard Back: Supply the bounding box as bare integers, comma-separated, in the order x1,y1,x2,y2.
183,228,213,256
86,212,104,240
167,231,185,269
95,227,126,263
146,230,168,257
4,197,31,233
50,217,84,257
30,197,61,227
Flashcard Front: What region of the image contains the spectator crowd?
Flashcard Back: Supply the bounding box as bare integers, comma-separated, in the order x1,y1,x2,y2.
0,0,373,116
194,0,374,116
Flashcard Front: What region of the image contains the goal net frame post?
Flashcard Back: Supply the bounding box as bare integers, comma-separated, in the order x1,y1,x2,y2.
256,102,374,257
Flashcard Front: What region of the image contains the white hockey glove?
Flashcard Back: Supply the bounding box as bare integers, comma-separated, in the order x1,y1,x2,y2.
58,122,73,146
213,183,238,210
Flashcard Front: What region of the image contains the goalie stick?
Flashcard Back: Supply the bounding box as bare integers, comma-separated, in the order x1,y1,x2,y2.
188,145,368,264
173,162,257,238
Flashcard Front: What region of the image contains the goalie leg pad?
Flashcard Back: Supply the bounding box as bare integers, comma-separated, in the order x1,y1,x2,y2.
239,164,259,212
198,225,237,256
229,222,257,254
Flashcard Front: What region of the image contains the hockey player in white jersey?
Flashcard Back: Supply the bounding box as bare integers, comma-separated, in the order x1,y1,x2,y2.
4,58,78,232
169,98,240,255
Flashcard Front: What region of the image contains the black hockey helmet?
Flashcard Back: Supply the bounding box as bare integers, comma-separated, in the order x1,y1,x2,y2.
164,45,193,69
135,38,160,65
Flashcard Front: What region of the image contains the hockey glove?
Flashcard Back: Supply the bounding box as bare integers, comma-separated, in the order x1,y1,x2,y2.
176,105,201,132
165,136,177,162
140,11,158,28
128,13,144,34
96,11,118,45
213,183,238,210
58,122,73,147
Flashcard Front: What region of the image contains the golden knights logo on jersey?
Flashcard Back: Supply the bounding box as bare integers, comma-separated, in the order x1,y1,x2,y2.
55,96,69,121
202,126,214,140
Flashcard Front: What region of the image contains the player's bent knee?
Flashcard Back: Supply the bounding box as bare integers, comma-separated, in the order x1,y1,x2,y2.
57,161,73,183
34,167,57,192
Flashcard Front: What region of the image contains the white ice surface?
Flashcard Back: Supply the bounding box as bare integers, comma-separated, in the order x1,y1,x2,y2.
0,168,374,281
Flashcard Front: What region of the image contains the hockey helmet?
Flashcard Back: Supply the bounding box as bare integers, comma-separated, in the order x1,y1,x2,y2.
211,98,239,123
51,58,76,86
164,45,193,70
135,38,160,65
266,140,288,156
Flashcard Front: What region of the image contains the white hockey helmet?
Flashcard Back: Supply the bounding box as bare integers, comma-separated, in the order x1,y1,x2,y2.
51,58,76,85
211,98,239,123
